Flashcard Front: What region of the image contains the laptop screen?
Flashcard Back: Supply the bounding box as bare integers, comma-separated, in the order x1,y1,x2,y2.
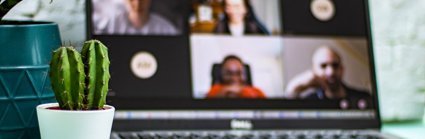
87,0,380,130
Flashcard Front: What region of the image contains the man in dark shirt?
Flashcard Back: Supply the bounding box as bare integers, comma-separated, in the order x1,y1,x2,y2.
285,46,371,108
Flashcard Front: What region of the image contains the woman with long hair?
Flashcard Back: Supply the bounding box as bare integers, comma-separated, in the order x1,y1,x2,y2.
214,0,270,36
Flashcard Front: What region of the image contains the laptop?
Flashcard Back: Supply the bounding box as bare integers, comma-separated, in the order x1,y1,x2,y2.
86,0,400,138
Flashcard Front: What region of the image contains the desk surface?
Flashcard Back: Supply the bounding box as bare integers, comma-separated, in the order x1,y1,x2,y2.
382,121,425,139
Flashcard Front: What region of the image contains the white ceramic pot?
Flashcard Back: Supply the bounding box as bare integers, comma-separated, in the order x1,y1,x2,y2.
36,103,115,139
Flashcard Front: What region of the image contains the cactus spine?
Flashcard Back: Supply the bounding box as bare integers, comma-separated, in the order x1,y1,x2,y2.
49,47,85,110
49,40,109,110
81,40,110,110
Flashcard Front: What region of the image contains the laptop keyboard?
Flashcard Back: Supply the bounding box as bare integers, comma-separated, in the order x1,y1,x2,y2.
111,130,387,139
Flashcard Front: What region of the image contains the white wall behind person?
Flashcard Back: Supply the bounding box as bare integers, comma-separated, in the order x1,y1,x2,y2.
250,0,281,34
92,0,124,34
283,37,372,95
191,35,284,99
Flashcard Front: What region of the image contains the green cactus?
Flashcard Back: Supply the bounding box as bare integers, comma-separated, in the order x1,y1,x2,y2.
49,47,85,110
49,40,110,110
81,40,110,110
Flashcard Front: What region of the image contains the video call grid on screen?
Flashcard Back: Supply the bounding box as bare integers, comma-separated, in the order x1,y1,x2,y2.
88,0,377,110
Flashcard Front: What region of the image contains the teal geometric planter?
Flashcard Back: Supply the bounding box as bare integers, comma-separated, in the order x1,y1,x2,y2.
0,21,61,139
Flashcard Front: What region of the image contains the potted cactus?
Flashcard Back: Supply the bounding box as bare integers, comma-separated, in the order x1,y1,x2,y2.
1,0,62,138
36,40,114,139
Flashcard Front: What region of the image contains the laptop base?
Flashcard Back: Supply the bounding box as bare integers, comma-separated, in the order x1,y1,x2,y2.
112,129,400,139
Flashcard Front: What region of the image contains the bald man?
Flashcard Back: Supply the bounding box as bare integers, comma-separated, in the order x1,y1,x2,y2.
285,46,370,102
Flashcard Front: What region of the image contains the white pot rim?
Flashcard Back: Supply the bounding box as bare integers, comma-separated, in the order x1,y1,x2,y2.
37,103,115,114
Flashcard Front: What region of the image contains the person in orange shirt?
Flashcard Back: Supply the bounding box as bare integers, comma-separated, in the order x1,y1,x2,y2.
206,55,266,98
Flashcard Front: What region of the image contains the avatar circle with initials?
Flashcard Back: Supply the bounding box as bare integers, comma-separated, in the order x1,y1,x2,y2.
310,0,336,21
130,51,158,79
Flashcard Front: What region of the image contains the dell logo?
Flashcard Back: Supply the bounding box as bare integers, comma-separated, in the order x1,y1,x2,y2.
231,119,253,129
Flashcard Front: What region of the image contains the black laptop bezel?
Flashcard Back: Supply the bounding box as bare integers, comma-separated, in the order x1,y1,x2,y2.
86,0,382,130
